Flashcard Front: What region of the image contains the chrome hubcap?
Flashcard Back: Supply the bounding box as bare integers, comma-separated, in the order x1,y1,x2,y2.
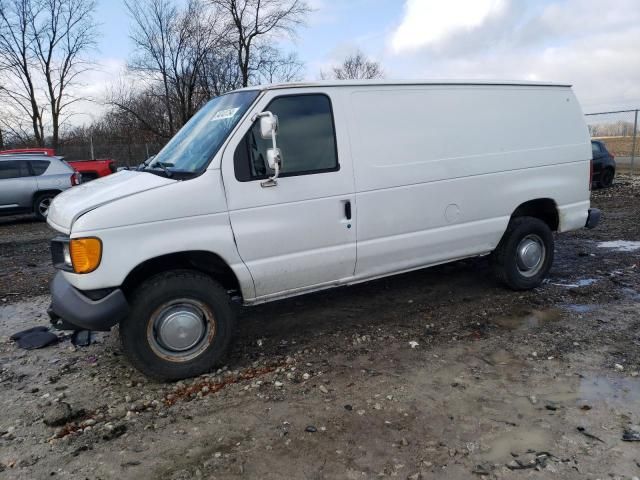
516,235,545,277
39,198,51,217
148,299,215,362
157,306,204,351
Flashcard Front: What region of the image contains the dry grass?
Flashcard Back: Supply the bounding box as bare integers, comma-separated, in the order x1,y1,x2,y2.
594,136,640,156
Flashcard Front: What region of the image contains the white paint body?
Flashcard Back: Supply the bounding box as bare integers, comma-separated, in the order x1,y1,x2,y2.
47,81,592,304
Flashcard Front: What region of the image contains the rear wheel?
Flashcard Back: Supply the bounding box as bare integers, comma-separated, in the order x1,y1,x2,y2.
33,193,56,221
491,217,554,290
599,168,614,188
120,270,235,380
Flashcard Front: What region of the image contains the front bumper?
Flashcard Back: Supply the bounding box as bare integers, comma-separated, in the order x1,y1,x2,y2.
585,208,601,229
48,272,129,331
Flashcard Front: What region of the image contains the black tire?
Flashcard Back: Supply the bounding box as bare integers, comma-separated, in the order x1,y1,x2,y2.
599,168,614,188
490,217,554,290
120,270,235,381
33,192,56,221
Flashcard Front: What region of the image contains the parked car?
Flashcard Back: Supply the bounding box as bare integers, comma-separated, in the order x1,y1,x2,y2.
0,148,117,182
0,154,80,220
46,80,599,380
591,140,616,188
67,159,117,181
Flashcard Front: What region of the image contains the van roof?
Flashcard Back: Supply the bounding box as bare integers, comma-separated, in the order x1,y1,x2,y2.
238,79,572,92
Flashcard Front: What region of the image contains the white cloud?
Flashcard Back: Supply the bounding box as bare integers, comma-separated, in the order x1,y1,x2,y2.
383,0,640,113
65,58,128,127
390,0,507,53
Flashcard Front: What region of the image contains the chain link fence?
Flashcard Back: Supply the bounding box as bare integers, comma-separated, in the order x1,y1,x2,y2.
56,142,166,168
586,108,639,174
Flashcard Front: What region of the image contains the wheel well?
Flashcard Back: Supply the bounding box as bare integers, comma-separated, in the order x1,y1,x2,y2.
32,190,61,205
121,251,241,300
511,198,559,231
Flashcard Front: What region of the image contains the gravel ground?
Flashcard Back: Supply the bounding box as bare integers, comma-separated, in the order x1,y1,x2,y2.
1,176,640,479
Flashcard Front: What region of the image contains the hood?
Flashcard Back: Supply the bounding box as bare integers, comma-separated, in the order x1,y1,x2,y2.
47,171,175,233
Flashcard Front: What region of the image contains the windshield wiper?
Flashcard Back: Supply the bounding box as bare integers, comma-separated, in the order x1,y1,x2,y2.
152,161,174,178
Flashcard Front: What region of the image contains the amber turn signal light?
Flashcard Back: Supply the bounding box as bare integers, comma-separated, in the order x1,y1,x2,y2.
70,237,102,274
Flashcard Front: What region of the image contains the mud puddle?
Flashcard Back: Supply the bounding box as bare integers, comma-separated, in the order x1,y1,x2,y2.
491,308,562,330
482,428,553,462
562,303,598,314
551,278,599,288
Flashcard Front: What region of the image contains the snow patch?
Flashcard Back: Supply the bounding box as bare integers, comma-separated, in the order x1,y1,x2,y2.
597,241,640,252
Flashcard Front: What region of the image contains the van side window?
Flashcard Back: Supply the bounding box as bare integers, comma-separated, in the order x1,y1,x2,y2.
0,161,31,180
234,94,339,181
591,142,601,154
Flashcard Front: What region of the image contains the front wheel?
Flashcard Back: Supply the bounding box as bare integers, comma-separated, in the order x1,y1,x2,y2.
120,270,235,381
34,193,56,221
490,217,554,290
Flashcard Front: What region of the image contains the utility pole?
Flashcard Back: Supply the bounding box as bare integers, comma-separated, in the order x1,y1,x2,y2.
631,109,638,172
90,133,95,160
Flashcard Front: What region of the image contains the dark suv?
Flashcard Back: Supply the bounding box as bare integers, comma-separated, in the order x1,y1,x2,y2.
591,140,616,188
0,155,80,220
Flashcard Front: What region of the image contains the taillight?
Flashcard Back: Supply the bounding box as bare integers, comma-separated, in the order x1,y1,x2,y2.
70,172,81,186
589,160,593,191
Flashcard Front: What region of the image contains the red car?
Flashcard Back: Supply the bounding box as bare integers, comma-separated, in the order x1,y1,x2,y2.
0,148,116,181
66,159,117,181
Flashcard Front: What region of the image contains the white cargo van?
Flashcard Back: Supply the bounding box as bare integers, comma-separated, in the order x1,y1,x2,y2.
47,80,600,379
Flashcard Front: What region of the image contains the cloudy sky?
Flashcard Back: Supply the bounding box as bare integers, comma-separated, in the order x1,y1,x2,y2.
85,0,640,121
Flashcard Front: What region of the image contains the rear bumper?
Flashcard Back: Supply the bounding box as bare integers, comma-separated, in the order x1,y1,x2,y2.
48,272,129,331
585,208,601,229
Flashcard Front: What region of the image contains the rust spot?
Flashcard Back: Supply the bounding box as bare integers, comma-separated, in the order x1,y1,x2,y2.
163,362,286,406
49,362,286,441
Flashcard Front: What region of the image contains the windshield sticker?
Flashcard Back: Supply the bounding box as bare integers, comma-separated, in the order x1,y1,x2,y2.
210,107,240,121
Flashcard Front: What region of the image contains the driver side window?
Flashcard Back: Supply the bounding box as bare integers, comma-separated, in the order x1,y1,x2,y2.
234,94,339,181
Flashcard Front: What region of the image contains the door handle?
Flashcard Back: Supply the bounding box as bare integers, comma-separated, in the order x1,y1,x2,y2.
344,200,352,220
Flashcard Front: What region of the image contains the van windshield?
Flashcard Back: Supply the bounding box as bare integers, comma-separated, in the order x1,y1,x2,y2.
146,90,260,177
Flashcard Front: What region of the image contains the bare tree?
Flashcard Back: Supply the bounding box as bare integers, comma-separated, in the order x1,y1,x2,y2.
0,0,98,149
116,0,306,140
108,80,174,139
125,0,228,135
253,44,302,84
0,0,45,145
589,120,637,138
321,50,384,80
210,0,310,87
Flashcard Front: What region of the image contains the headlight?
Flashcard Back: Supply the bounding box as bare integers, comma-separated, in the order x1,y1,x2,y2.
62,243,72,266
69,237,102,274
51,236,102,274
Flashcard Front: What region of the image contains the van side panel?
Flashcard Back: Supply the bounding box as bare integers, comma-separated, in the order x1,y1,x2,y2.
348,85,590,279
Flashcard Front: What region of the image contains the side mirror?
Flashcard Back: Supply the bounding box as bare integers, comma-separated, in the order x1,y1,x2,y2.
252,111,282,187
259,114,278,139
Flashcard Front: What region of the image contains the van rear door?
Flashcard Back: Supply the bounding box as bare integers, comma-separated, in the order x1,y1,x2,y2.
221,90,356,300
